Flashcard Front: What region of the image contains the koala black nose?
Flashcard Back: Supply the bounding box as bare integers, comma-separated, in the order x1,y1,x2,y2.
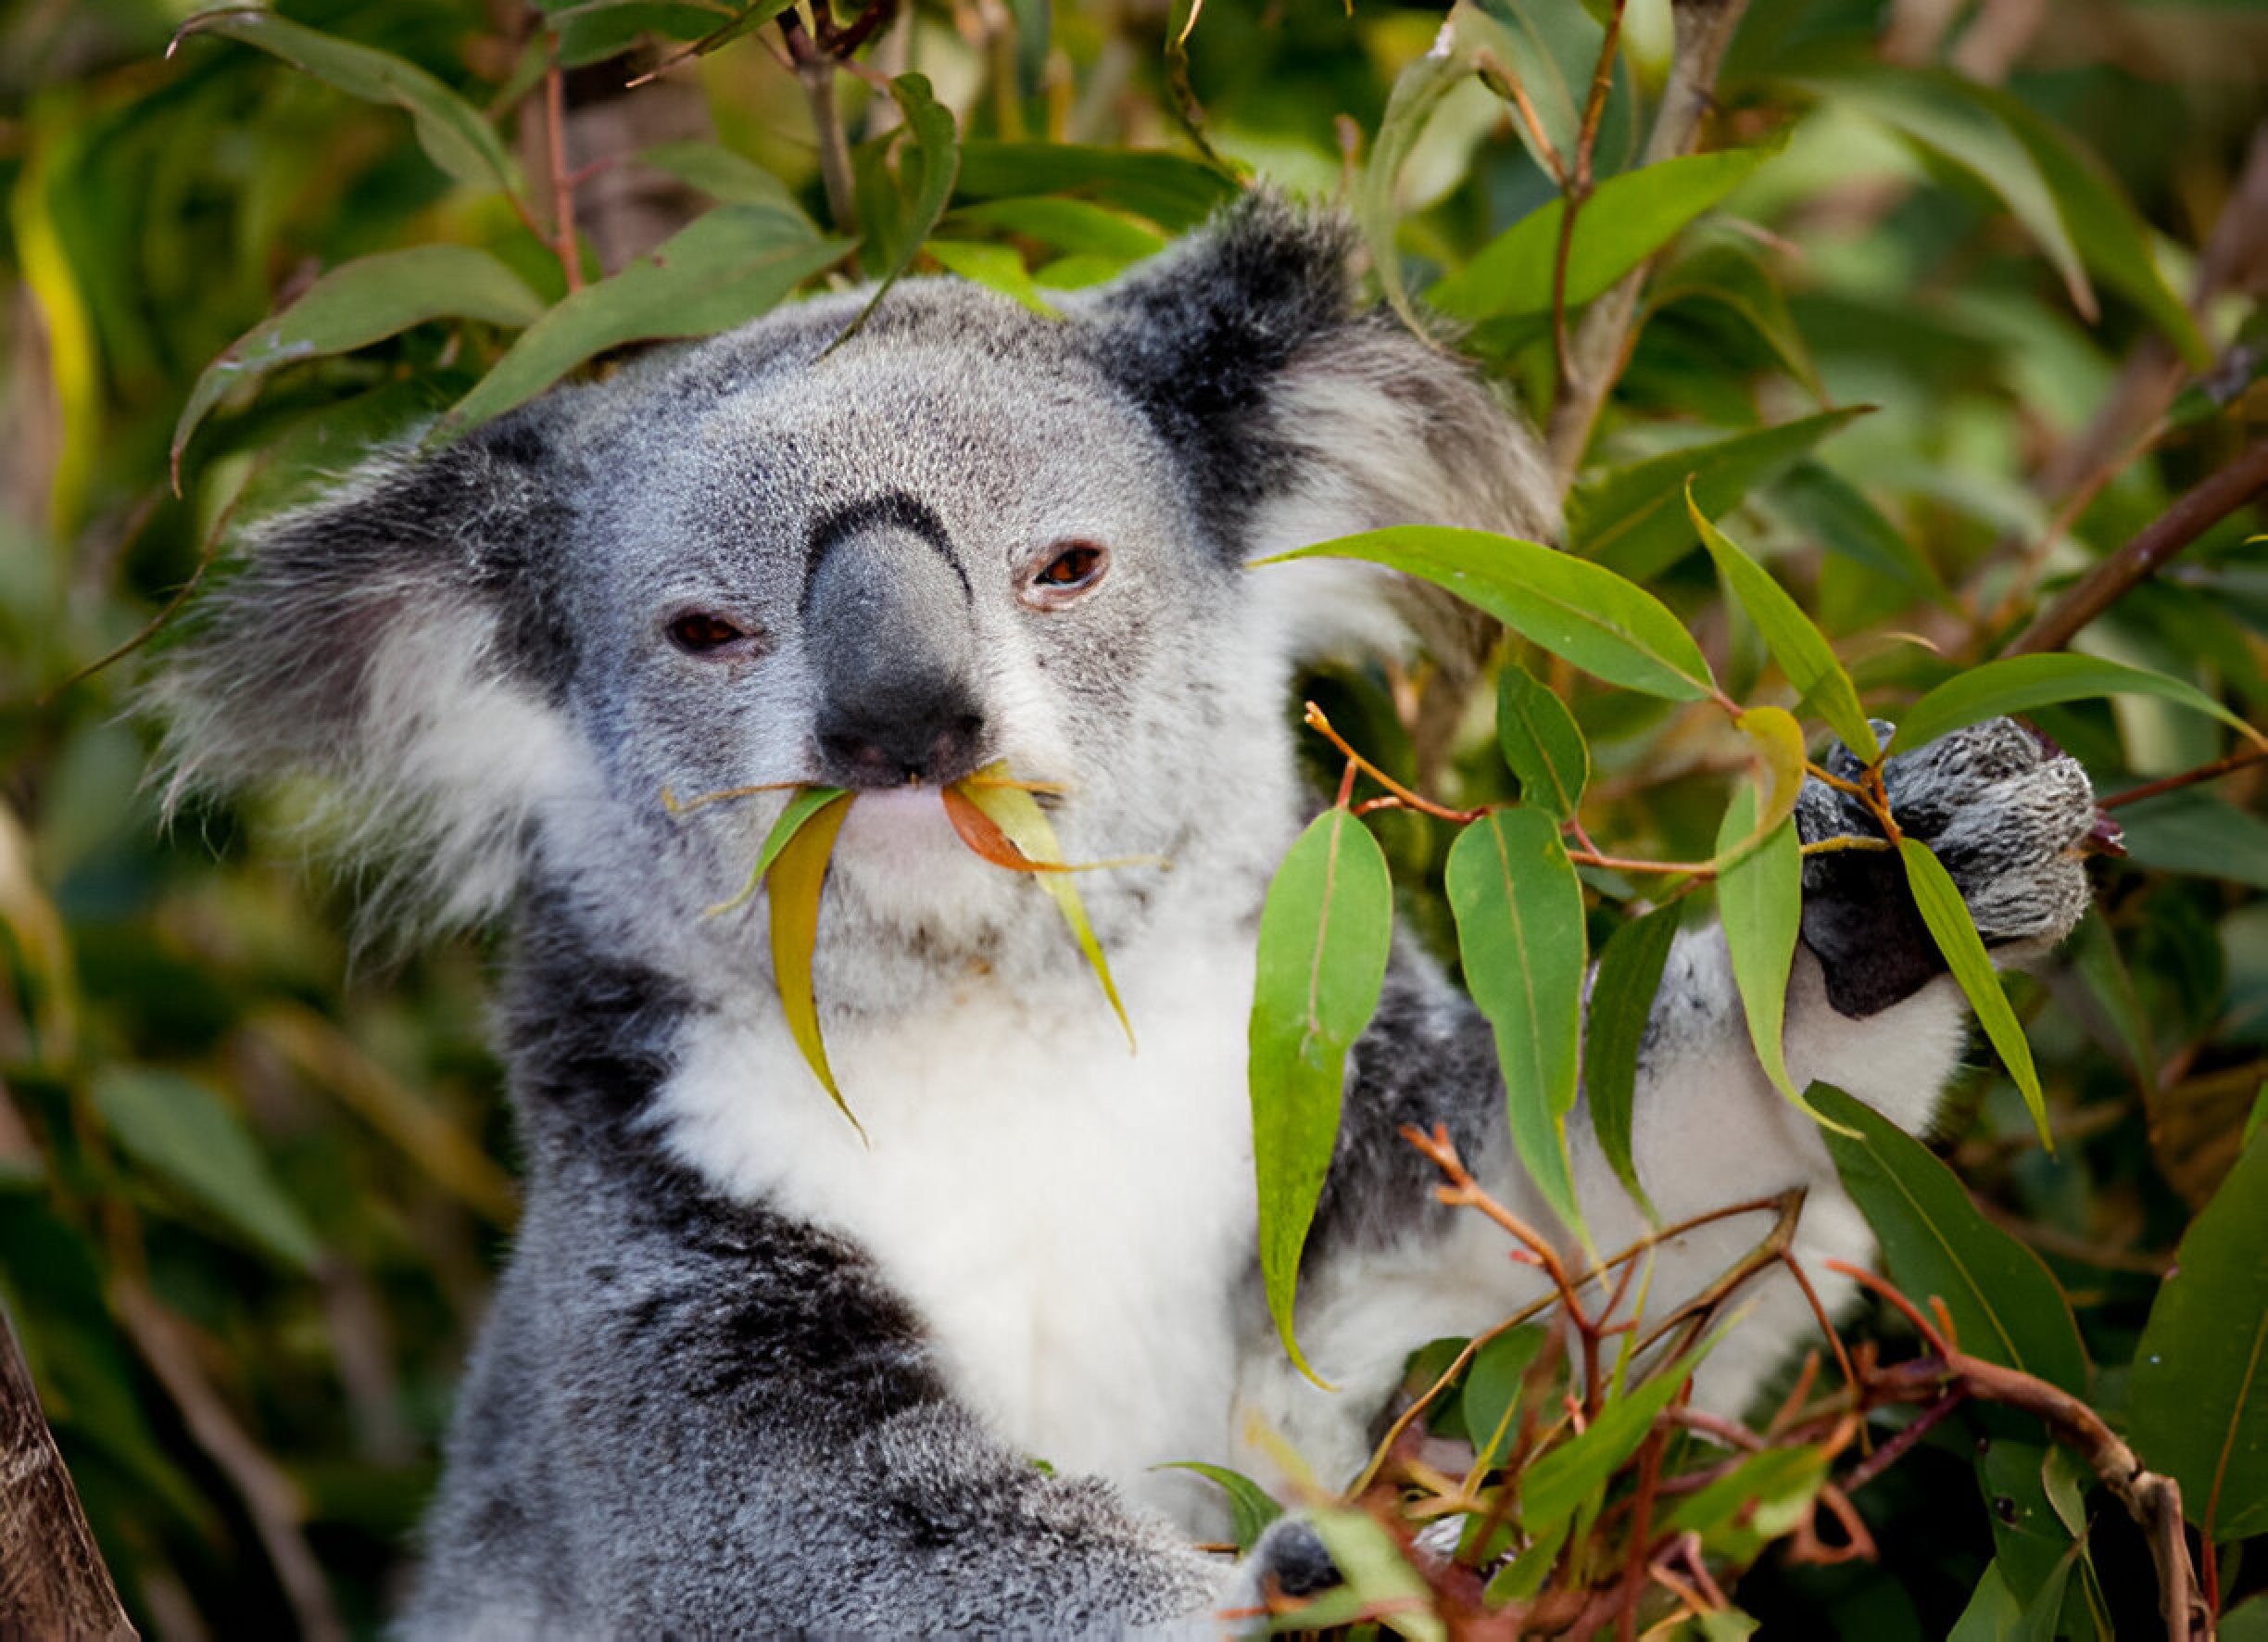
804,497,989,789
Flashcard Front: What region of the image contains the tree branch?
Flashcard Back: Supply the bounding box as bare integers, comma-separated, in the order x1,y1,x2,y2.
0,1307,134,1640
2006,435,2268,655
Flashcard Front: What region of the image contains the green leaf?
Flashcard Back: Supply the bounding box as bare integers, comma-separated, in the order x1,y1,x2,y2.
2117,791,2268,892
1690,492,1878,758
1250,809,1393,1382
923,240,1059,317
1518,1355,1696,1534
1304,1508,1445,1642
765,791,862,1133
549,2,736,67
1976,1439,2083,1617
1156,1461,1282,1552
1495,664,1589,819
1460,1323,1549,1467
435,208,849,439
1264,527,1716,701
1428,142,1784,322
951,770,1132,1049
639,140,809,213
1947,1560,2023,1642
1714,784,1810,1115
171,9,515,193
1463,0,1636,180
1810,1083,2088,1395
1768,461,1945,598
2128,1127,2268,1543
92,1067,321,1270
173,246,544,486
944,197,1166,261
952,142,1234,230
1661,1444,1828,1561
833,74,961,346
700,786,850,916
1448,809,1588,1242
1356,19,1475,332
1584,903,1681,1222
1887,652,2259,754
1567,407,1870,583
1898,839,2046,1138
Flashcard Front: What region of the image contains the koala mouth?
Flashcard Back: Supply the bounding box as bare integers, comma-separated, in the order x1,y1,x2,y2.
664,764,1156,1127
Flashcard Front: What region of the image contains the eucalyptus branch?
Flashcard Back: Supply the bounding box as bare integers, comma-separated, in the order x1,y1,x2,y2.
2007,434,2268,657
2098,744,2268,811
780,11,859,246
1550,0,1630,399
543,41,583,293
1544,0,1754,492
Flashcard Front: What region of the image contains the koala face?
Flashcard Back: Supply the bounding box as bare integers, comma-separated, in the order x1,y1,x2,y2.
158,196,1555,1013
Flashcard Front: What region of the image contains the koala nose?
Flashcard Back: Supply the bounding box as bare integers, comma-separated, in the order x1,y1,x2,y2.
804,499,989,789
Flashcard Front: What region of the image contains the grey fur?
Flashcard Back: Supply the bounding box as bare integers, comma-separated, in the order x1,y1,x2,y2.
154,194,2098,1636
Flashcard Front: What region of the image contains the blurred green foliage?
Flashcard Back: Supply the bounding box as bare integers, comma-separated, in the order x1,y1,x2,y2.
1,0,2264,1635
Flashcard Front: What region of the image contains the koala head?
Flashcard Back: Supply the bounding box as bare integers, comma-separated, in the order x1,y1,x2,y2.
157,195,1551,1015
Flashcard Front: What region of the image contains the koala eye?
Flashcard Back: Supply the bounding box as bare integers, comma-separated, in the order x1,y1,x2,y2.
1020,541,1109,609
666,612,754,655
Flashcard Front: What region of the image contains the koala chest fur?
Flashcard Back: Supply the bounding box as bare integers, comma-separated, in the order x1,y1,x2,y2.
653,929,1267,1525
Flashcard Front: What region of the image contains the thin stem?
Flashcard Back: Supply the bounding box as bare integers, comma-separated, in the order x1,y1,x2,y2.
782,12,860,246
2098,743,2268,810
1551,0,1630,407
545,41,582,293
1304,702,1484,823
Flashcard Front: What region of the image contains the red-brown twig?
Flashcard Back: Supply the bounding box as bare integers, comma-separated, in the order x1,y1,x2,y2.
1550,0,1630,400
2098,743,2268,811
544,42,582,293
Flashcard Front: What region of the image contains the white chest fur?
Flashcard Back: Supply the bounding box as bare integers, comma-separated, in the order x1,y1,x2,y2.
650,938,1261,1530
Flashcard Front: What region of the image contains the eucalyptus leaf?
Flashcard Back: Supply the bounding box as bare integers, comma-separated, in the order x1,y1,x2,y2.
1428,141,1784,322
1448,808,1588,1241
764,791,861,1132
172,9,515,193
1898,839,2046,1139
1584,903,1680,1221
1568,407,1870,583
1250,809,1393,1381
953,143,1234,230
1495,664,1589,819
1887,652,2258,754
1518,1353,1697,1534
833,74,961,346
1690,493,1878,758
174,246,544,485
1155,1461,1282,1552
1264,527,1715,701
2128,1129,2268,1543
1714,785,1809,1116
93,1067,321,1270
1811,1083,2088,1394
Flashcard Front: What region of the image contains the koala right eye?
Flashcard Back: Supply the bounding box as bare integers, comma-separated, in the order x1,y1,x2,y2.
666,613,753,655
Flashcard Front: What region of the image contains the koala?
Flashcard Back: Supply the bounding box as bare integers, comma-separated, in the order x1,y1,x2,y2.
156,193,2098,1636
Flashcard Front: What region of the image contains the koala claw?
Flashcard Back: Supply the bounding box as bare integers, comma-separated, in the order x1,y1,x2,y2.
1796,716,2098,1017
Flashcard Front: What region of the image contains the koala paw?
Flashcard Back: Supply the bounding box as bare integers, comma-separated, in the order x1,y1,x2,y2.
1796,717,2100,1017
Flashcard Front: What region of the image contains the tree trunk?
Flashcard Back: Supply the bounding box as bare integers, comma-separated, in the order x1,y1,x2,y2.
0,1305,135,1639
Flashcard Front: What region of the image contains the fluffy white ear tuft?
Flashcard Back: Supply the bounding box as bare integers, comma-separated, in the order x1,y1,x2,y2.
153,417,584,942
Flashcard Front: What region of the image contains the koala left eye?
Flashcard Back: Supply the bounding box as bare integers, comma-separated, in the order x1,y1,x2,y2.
1020,541,1109,609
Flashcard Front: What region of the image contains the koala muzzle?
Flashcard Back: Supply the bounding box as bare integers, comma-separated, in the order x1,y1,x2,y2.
805,514,987,788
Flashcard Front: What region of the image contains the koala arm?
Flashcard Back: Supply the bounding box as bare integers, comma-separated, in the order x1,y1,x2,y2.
1237,717,2097,1486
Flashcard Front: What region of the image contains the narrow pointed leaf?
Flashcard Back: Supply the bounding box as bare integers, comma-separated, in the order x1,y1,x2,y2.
1887,653,2259,754
1356,20,1473,332
1264,528,1715,702
1584,903,1681,1222
1447,809,1587,1241
1428,142,1784,322
172,10,515,193
1715,784,1816,1119
923,239,1059,317
1691,493,1878,758
1250,809,1393,1382
436,208,849,438
1518,1349,1706,1535
2127,1129,2268,1543
1568,407,1870,583
707,785,849,916
1898,839,2046,1142
952,143,1235,230
955,767,1131,1048
1810,1083,2087,1395
1496,665,1589,819
766,791,860,1131
92,1068,321,1270
832,74,960,344
174,246,544,486
1156,1461,1283,1552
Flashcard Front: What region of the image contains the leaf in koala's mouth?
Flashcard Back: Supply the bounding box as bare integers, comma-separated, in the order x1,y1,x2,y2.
761,789,863,1138
946,762,1137,1053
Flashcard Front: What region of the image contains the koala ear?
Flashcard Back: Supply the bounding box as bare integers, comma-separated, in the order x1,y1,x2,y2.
1081,190,1555,661
154,410,583,938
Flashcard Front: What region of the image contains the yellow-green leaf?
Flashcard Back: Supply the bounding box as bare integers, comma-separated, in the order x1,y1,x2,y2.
1898,838,2046,1145
707,785,850,916
954,766,1131,1049
1715,784,1821,1123
766,791,861,1134
1496,665,1590,820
